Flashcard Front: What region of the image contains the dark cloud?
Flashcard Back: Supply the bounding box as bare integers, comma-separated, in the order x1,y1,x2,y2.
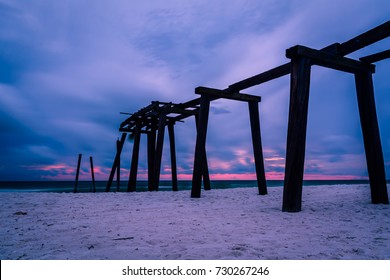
1,0,390,181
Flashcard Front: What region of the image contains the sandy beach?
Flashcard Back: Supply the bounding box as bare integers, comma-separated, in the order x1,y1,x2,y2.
1,184,389,260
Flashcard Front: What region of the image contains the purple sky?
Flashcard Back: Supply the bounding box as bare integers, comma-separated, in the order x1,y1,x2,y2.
1,0,390,181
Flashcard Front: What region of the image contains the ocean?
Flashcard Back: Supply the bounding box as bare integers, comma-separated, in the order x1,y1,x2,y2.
0,180,374,193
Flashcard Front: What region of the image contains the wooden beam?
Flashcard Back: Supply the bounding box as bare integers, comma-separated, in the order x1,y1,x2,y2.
283,56,312,212
127,124,141,192
74,153,82,193
286,45,375,73
195,86,261,102
168,124,178,191
194,115,211,191
147,127,156,191
339,20,390,56
116,139,121,192
106,133,127,192
228,63,291,91
191,94,211,198
227,44,339,92
360,49,390,63
152,114,167,191
248,101,267,195
90,156,96,193
354,70,389,204
167,107,199,116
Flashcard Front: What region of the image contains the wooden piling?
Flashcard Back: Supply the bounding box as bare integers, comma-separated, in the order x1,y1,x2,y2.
128,124,141,192
168,123,178,191
74,153,82,193
283,56,312,212
194,115,211,190
192,94,211,198
116,139,121,192
248,101,267,195
90,156,96,193
354,70,389,204
147,126,157,191
152,114,167,191
106,133,127,192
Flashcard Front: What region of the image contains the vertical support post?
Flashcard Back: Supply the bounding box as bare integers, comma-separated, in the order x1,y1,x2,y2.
283,56,312,212
74,153,82,193
354,70,389,204
168,123,178,191
192,94,211,198
147,124,157,191
116,139,121,192
90,156,96,193
248,101,267,195
106,133,127,192
127,124,141,192
152,114,167,191
194,115,211,190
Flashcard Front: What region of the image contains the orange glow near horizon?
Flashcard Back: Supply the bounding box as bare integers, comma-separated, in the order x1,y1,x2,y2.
25,164,368,181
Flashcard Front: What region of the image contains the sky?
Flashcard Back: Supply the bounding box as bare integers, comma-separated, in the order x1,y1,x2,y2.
1,0,390,182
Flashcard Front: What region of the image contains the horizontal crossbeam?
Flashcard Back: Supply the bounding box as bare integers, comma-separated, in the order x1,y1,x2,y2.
228,63,290,92
360,49,390,63
195,87,261,102
339,20,390,56
286,45,376,73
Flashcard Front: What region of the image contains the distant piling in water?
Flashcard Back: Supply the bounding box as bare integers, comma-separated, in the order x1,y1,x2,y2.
90,156,96,193
74,154,82,193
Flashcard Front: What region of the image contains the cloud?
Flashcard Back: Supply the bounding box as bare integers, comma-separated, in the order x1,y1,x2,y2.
1,0,390,181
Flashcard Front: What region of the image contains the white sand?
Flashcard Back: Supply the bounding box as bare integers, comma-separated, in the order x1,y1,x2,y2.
1,184,389,260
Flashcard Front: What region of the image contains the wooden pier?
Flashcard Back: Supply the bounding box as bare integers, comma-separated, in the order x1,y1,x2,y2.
106,21,390,212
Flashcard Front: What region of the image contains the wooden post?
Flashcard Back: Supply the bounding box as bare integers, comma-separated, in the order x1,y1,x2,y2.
248,101,267,195
147,125,157,191
168,123,178,191
152,114,167,191
90,156,96,193
74,153,82,193
116,139,121,192
194,115,211,190
192,94,211,198
106,133,127,192
283,56,312,212
127,124,141,192
354,70,389,204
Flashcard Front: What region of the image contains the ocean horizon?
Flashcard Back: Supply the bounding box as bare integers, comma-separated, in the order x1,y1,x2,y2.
0,180,378,193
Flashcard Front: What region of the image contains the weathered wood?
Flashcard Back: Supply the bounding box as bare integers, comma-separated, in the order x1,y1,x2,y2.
354,70,389,204
127,124,141,192
229,63,291,92
195,86,261,102
339,20,390,56
360,49,390,63
89,156,96,193
168,123,178,191
106,133,127,192
147,126,157,191
194,115,211,190
286,45,375,74
192,94,211,198
283,57,312,212
74,153,82,193
248,101,267,195
152,114,167,191
116,139,121,192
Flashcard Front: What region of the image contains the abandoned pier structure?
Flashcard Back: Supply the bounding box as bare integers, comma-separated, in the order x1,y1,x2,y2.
107,21,390,212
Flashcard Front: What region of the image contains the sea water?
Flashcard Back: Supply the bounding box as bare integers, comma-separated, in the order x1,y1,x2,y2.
0,180,373,193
